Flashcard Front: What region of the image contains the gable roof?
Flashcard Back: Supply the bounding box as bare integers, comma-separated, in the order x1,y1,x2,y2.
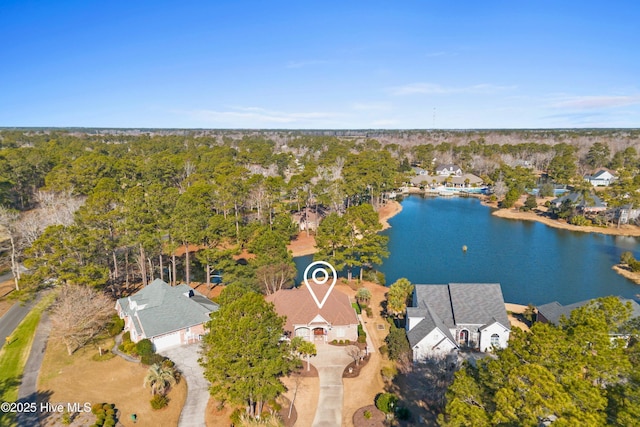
265,284,358,332
436,164,462,172
551,192,606,209
590,168,617,179
407,283,509,345
407,303,456,347
537,297,640,325
116,279,218,338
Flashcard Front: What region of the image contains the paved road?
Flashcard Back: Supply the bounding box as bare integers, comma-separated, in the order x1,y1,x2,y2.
0,295,40,351
160,344,209,427
311,343,352,427
16,312,51,427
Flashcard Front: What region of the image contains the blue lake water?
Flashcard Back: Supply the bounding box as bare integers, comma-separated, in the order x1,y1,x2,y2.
295,196,640,306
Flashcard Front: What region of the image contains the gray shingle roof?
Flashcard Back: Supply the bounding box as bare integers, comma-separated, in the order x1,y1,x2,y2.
407,305,455,347
551,192,606,209
448,283,509,327
537,297,640,325
408,283,509,345
116,279,219,338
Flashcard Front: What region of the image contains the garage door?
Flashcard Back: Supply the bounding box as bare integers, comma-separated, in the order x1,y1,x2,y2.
152,332,182,351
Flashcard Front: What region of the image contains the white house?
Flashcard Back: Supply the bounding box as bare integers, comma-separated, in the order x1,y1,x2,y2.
435,164,463,177
406,283,510,360
584,168,617,186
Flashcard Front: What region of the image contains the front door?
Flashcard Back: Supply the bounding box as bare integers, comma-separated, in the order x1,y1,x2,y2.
459,330,469,347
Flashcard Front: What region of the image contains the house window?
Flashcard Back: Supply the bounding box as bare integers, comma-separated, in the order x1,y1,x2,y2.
490,334,500,347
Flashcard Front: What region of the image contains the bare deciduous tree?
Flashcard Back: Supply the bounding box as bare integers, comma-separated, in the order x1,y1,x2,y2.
346,345,363,366
50,284,114,355
256,263,296,295
0,206,21,290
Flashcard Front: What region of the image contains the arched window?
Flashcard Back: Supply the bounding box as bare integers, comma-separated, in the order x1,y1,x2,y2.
490,333,500,347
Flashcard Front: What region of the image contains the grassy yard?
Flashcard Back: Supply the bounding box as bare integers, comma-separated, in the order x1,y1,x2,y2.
39,337,187,427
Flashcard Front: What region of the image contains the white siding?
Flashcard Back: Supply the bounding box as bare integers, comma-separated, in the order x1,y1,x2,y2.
152,331,182,351
412,328,457,361
479,322,510,352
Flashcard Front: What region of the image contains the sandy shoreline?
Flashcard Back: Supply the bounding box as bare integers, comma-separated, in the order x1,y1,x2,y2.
612,265,640,285
492,208,640,237
287,200,403,258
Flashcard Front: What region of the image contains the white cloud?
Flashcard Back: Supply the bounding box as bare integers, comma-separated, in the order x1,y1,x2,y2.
550,95,640,109
388,82,516,96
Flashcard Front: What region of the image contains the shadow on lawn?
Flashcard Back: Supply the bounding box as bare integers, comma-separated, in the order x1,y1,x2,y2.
0,375,21,426
16,389,55,427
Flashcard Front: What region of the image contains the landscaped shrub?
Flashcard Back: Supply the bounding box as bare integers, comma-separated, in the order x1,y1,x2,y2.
375,393,398,414
136,339,155,356
122,331,131,342
91,403,105,414
331,339,338,344
141,353,167,366
352,302,362,314
364,410,372,419
357,324,367,343
381,365,398,382
150,394,168,410
107,315,125,336
378,344,388,356
119,340,137,355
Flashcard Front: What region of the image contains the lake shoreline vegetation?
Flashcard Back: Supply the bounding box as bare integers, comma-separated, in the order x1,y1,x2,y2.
0,128,639,425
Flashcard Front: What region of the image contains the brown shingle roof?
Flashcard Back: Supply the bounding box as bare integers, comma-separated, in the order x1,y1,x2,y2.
266,284,358,333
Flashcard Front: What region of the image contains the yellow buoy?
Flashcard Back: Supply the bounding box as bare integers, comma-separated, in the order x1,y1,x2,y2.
462,245,468,252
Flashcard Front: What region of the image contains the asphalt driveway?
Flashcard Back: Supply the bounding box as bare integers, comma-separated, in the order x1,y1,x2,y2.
160,344,209,427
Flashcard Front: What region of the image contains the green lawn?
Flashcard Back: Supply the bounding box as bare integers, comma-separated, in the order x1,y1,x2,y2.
0,293,54,403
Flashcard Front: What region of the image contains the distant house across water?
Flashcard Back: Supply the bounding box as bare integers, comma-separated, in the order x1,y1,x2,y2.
435,164,463,177
584,168,618,187
550,191,607,213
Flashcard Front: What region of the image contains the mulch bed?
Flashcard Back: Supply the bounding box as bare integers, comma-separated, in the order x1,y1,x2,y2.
276,395,297,427
343,354,371,378
291,363,319,378
352,405,386,427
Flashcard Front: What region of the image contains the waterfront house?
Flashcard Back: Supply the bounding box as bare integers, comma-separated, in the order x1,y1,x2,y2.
115,278,218,351
435,164,463,176
411,173,483,188
266,283,359,343
406,283,510,361
537,297,640,326
584,168,617,187
550,191,607,214
606,204,640,225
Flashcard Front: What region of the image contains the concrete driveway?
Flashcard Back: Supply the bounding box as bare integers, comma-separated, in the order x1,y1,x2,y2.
160,344,209,427
311,343,353,427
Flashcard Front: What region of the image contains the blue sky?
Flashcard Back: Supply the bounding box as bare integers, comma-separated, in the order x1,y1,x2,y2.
1,1,639,129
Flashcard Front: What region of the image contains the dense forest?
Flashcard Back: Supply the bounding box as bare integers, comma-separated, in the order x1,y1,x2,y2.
0,128,639,297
